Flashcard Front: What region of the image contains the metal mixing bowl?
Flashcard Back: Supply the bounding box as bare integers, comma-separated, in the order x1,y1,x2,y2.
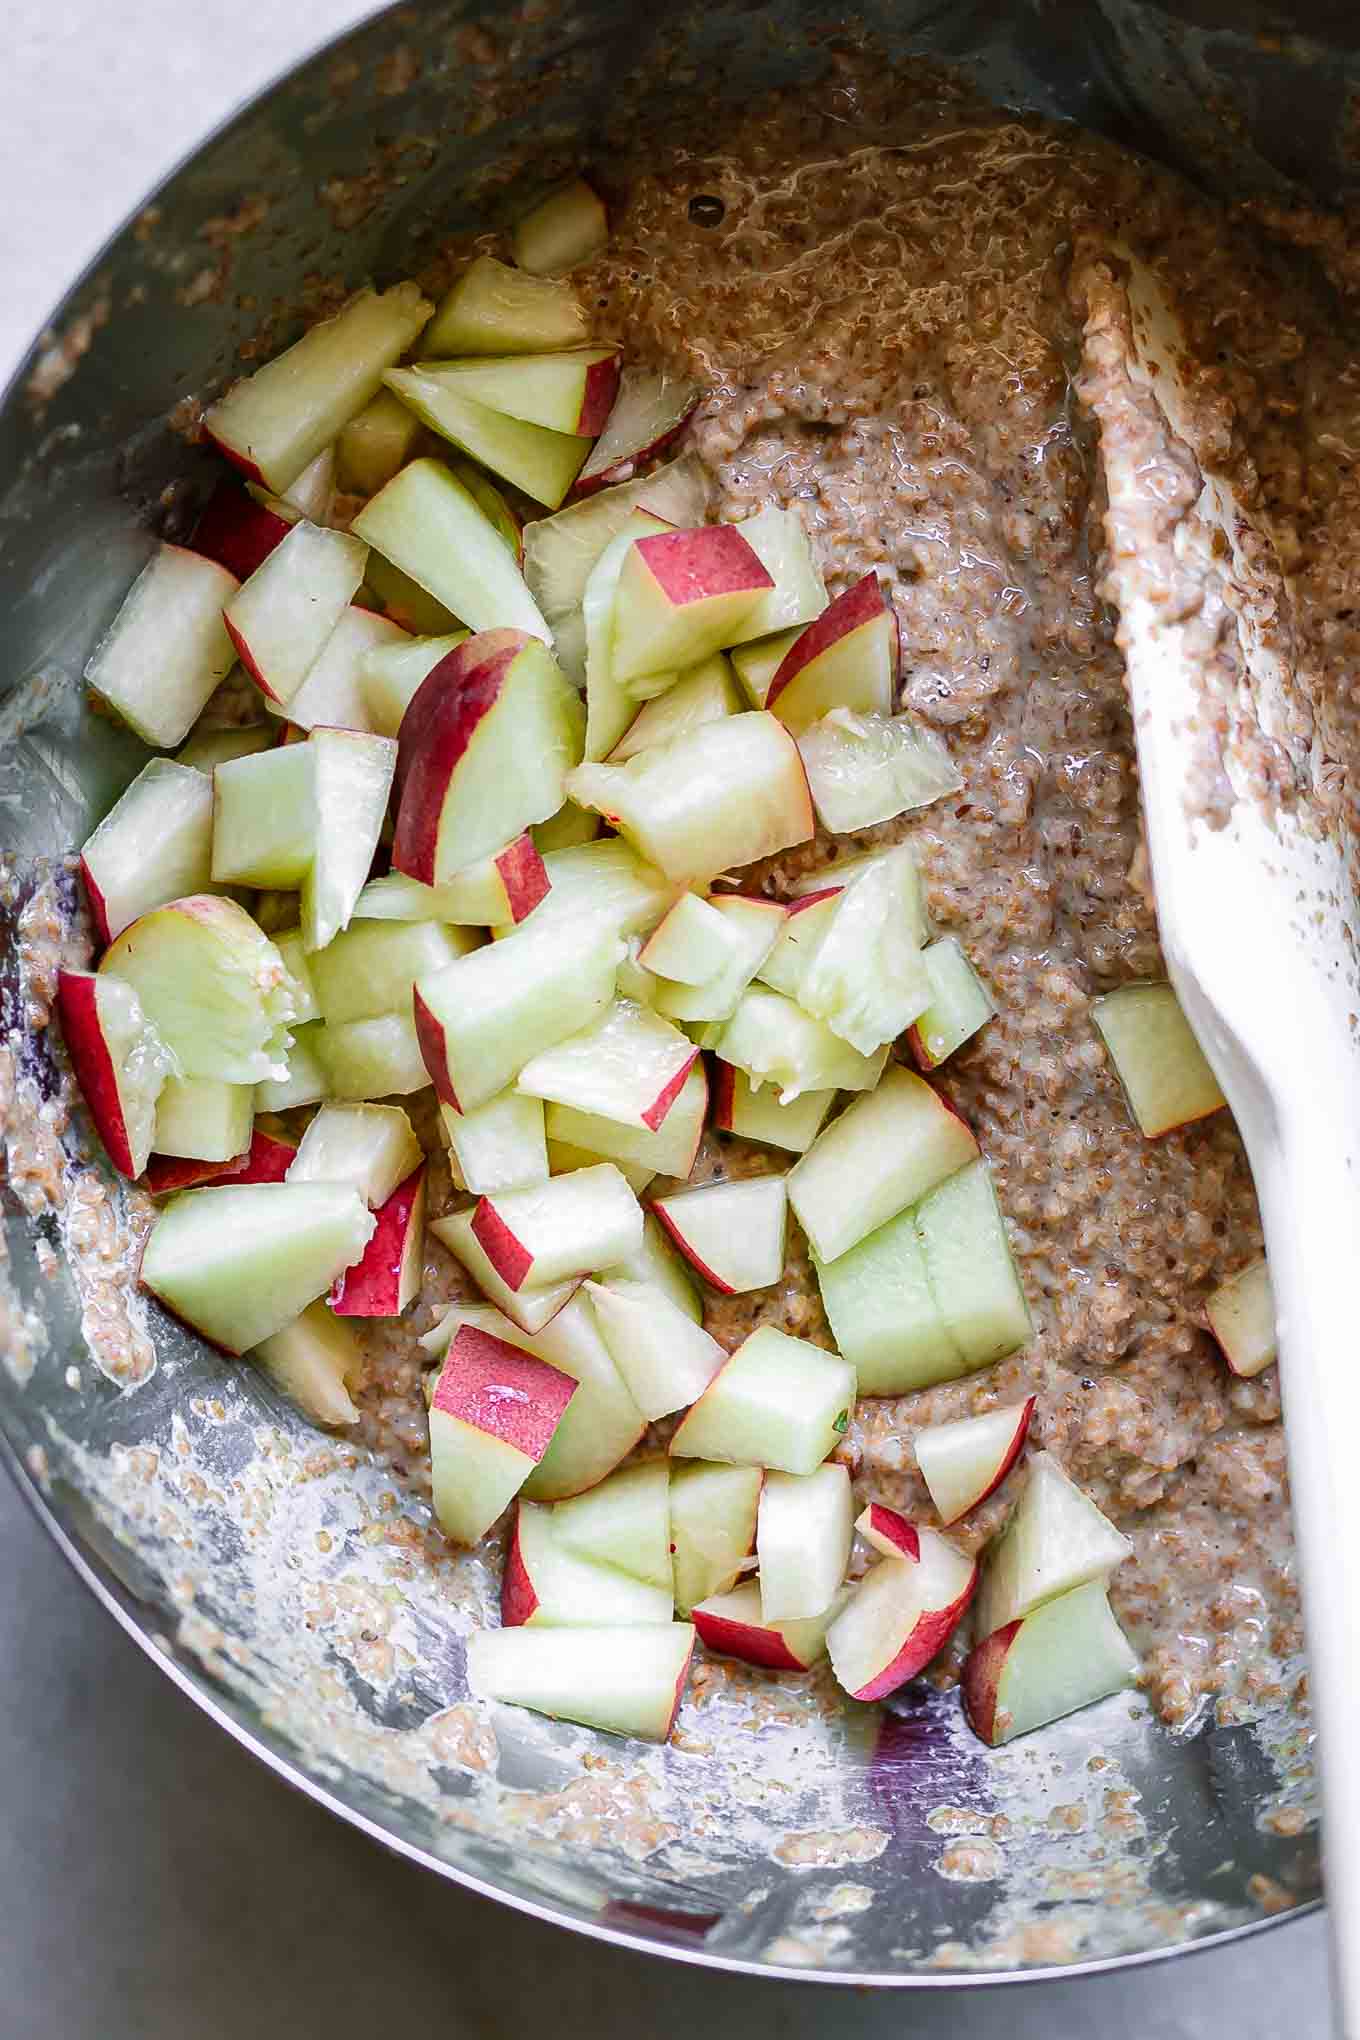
1,0,1351,1989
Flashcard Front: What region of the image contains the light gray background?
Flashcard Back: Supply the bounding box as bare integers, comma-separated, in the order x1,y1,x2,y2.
0,2,1335,2033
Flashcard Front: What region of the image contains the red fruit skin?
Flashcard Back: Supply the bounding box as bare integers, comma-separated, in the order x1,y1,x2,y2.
634,524,773,606
78,858,113,949
330,1166,425,1316
56,970,135,1177
850,1566,979,1705
430,1326,576,1458
392,630,528,882
691,1605,808,1673
142,1126,298,1197
236,1130,298,1183
710,1059,736,1133
412,986,460,1112
572,404,698,499
577,354,622,437
499,1505,540,1627
766,572,890,707
904,1022,938,1072
470,1196,534,1291
860,1503,920,1562
640,1048,699,1132
960,1618,1021,1746
666,1630,697,1732
201,423,268,489
496,834,550,923
223,613,285,705
650,1199,734,1296
963,1397,1037,1517
192,481,290,581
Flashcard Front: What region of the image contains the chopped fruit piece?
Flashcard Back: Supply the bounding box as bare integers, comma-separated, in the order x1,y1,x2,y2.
827,1528,977,1701
503,1499,673,1626
152,1075,253,1164
610,653,741,761
415,348,620,436
670,1324,855,1475
284,606,408,733
85,544,238,747
788,1066,978,1264
753,888,841,1002
669,1463,763,1616
789,845,929,941
429,1210,582,1336
385,367,589,508
611,525,772,684
203,282,432,491
710,1065,835,1154
543,1060,707,1181
513,837,674,941
614,936,657,1008
393,629,582,883
975,1452,1133,1638
1206,1257,1276,1379
361,631,470,739
263,443,335,522
145,1124,297,1196
797,708,961,832
80,760,214,945
915,1399,1036,1525
963,1581,1138,1746
286,1102,421,1207
443,1091,548,1196
511,178,609,275
916,1159,1033,1372
765,573,898,734
639,894,739,987
1091,980,1227,1137
813,1207,963,1395
57,970,173,1179
549,1457,673,1591
254,1022,328,1112
428,1324,577,1543
360,837,547,928
758,1464,854,1623
364,552,463,636
466,1622,694,1743
522,451,709,682
585,1278,725,1420
174,723,272,774
100,896,296,1085
314,1013,430,1101
426,255,590,356
796,848,932,1055
568,712,812,883
414,912,621,1114
336,388,424,496
301,729,397,954
353,458,550,639
691,1582,843,1672
252,1300,362,1426
330,1164,426,1316
716,986,887,1103
471,1164,642,1290
727,506,827,645
532,802,599,853
191,482,291,583
211,743,315,889
576,367,700,494
730,628,799,710
583,511,676,761
652,895,787,1026
906,937,995,1070
311,921,475,1028
856,1503,920,1561
423,1297,644,1499
547,1141,654,1197
598,1211,702,1323
517,998,697,1132
140,1182,375,1353
652,1176,787,1295
224,522,368,707
234,1128,297,1182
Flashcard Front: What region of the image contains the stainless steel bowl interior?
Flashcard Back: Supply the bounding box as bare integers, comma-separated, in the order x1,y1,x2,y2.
1,0,1353,1987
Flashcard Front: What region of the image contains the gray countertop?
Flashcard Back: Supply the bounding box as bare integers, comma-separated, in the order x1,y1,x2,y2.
0,3,1336,2033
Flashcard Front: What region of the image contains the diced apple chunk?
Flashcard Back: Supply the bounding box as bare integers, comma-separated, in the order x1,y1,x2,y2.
716,987,887,1103
174,723,272,774
583,512,676,762
914,1398,1036,1525
670,1325,855,1475
224,522,368,707
352,458,550,639
1205,1257,1276,1378
80,760,214,947
532,802,599,853
428,1324,577,1543
549,1458,673,1592
191,482,291,584
568,712,812,883
252,1300,362,1426
639,894,739,987
611,525,772,684
443,1091,547,1196
471,1164,642,1291
906,937,995,1071
710,1066,834,1155
516,998,697,1133
669,1463,763,1617
963,1581,1138,1746
467,1622,694,1743
314,1013,430,1101
100,896,297,1085
58,970,174,1179
789,844,929,940
796,848,932,1056
813,1206,964,1396
788,1067,978,1264
336,387,425,496
285,605,409,734
727,505,827,645
152,1074,253,1164
543,1060,707,1181
651,896,787,1026
425,255,590,357
511,178,609,275
85,544,239,747
302,729,397,953
916,1159,1033,1373
575,367,700,494
512,838,674,941
310,919,475,1027
797,708,961,833
361,631,470,739
1091,981,1226,1137
286,1102,421,1207
503,1498,673,1627
757,1463,854,1624
827,1528,977,1702
610,653,741,761
140,1182,375,1352
412,348,620,436
691,1582,843,1672
585,1278,725,1420
429,1209,582,1336
211,742,315,889
975,1452,1133,1638
330,1165,426,1316
386,367,589,508
597,1212,702,1323
652,1176,787,1296
255,1021,329,1112
766,573,898,734
371,836,546,927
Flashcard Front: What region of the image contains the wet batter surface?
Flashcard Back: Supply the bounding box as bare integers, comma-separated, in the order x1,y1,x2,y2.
344,61,1360,1741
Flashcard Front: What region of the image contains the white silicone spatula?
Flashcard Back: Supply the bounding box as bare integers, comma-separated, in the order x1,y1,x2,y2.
1080,249,1360,2037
